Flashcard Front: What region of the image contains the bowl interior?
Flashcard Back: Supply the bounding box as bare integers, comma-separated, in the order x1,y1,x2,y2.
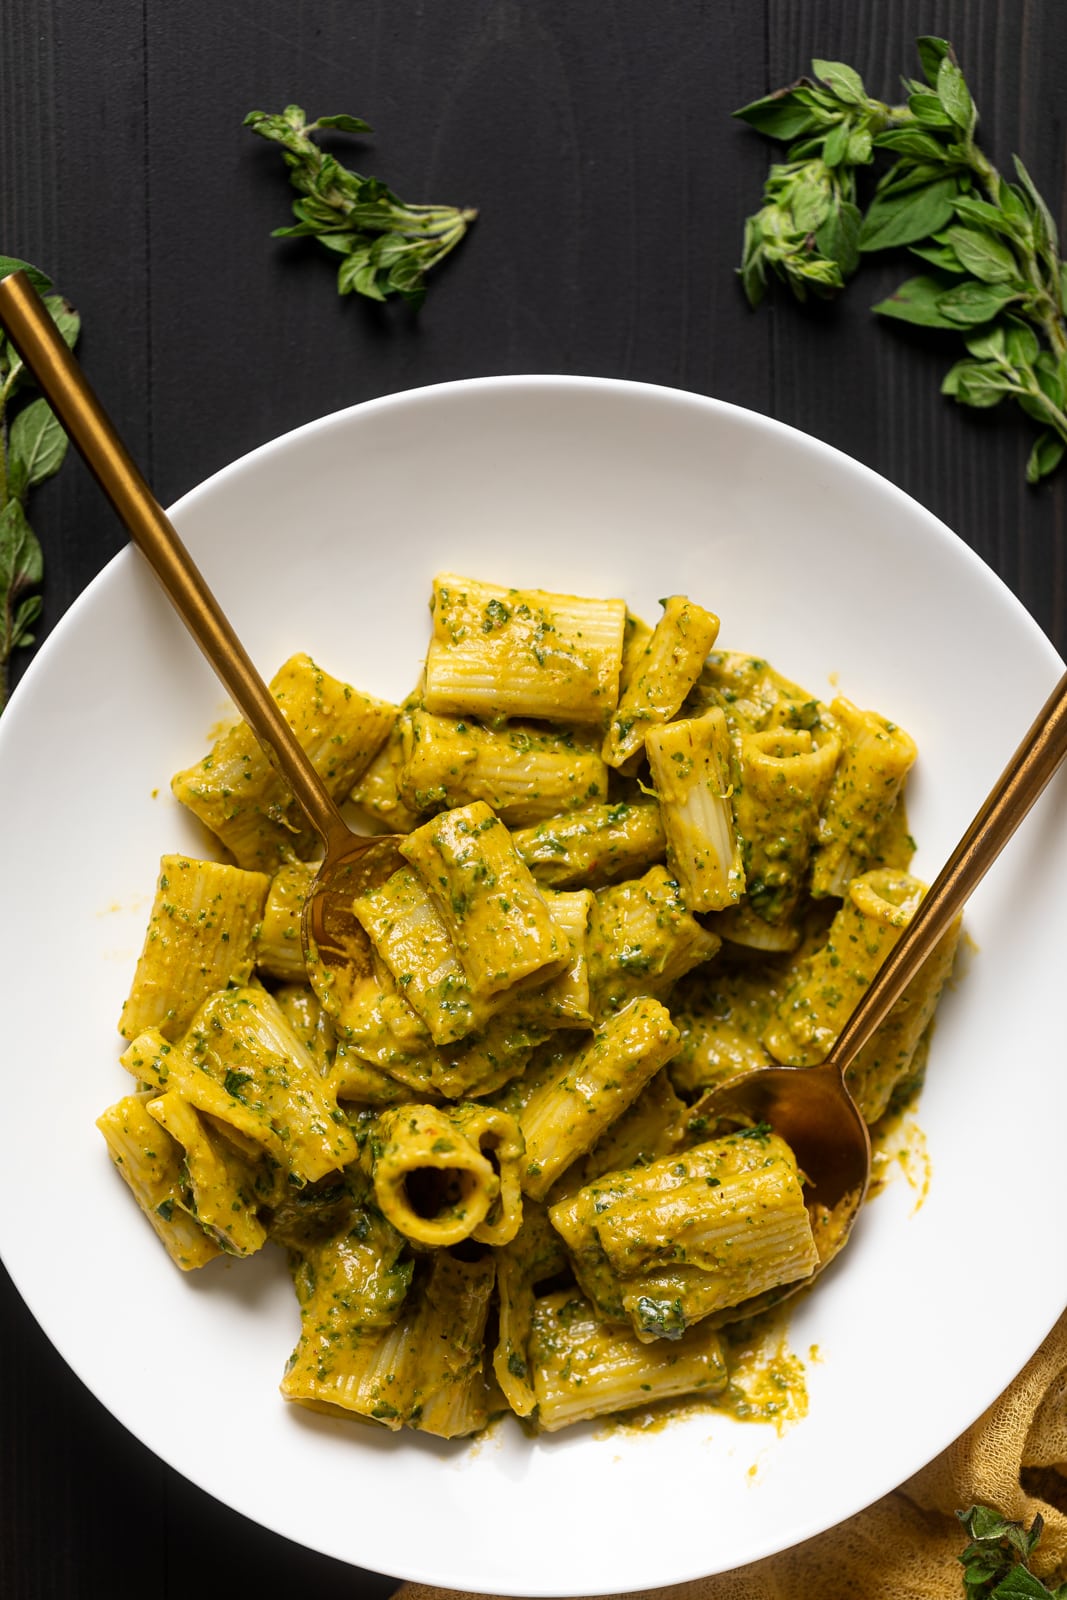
0,376,1064,1595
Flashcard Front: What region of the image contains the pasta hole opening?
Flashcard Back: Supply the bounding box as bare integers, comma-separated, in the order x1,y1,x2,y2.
449,1238,492,1263
478,1133,503,1178
403,1164,479,1222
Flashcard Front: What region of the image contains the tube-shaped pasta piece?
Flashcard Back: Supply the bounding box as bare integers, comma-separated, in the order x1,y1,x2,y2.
810,697,918,897
401,1018,546,1102
517,996,680,1200
645,708,744,913
596,1136,813,1280
171,654,395,871
423,573,626,725
554,1069,685,1201
732,723,841,925
620,609,654,682
399,802,565,1000
96,1093,221,1270
348,702,423,833
668,966,780,1095
274,1169,413,1330
690,650,822,735
281,1300,411,1429
331,967,545,1103
715,902,803,953
588,865,721,1019
620,1265,736,1339
119,855,270,1041
399,709,610,825
334,969,434,1076
602,596,720,767
356,867,586,1044
764,869,926,1067
408,1251,498,1438
121,987,356,1184
448,1103,526,1246
255,861,316,982
281,1249,496,1439
846,912,961,1123
493,1202,569,1417
353,865,483,1044
509,889,594,1031
429,1018,548,1100
511,799,666,889
146,1090,268,1257
528,1289,728,1431
330,1038,413,1106
371,1104,501,1247
272,983,336,1072
550,1129,817,1337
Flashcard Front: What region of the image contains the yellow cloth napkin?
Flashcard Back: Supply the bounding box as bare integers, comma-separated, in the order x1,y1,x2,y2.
397,1309,1067,1600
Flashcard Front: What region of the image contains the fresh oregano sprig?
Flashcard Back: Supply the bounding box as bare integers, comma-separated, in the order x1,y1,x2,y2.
957,1504,1067,1597
245,105,477,307
736,38,1067,483
0,255,79,712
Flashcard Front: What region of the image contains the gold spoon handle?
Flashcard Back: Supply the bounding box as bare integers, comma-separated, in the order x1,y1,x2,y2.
831,665,1067,1072
0,269,347,849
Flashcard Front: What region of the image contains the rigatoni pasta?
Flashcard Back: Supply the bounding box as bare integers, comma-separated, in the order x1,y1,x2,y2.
100,570,956,1443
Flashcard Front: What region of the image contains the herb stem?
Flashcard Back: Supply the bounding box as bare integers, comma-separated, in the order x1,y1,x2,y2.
736,37,1067,481
246,104,476,305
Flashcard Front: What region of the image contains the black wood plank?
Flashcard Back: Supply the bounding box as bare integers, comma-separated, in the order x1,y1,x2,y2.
142,0,773,509
0,0,154,695
761,0,1067,650
0,2,1064,1594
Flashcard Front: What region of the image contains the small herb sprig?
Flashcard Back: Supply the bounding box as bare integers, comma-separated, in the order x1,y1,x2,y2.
736,38,1067,483
0,255,78,712
245,105,477,307
958,1504,1067,1597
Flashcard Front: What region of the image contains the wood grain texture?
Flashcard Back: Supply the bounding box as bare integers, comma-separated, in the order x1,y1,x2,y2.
0,1,1064,1593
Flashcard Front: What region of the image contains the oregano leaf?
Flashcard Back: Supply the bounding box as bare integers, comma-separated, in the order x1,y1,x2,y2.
859,177,961,252
944,225,1021,284
908,91,955,129
0,255,52,293
937,55,976,133
0,499,43,649
313,113,373,133
916,36,952,87
9,398,69,489
964,324,1007,359
736,36,1067,484
11,593,41,650
811,59,866,104
872,273,962,328
733,86,823,141
909,241,968,274
936,278,1020,325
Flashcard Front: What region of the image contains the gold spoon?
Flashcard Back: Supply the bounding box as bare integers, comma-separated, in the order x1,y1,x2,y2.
5,267,1067,1297
693,661,1067,1310
0,268,393,1008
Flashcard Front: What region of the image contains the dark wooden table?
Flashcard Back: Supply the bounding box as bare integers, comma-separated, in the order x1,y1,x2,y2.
2,2,1065,1594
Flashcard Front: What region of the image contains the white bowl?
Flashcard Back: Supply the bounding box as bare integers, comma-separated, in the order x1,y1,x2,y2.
1,376,1064,1595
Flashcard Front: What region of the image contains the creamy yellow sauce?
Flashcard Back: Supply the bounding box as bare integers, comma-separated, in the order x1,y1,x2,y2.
870,1100,932,1212
594,1306,808,1438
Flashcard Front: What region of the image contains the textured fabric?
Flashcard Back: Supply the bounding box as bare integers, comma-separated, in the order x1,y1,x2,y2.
397,1309,1067,1600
